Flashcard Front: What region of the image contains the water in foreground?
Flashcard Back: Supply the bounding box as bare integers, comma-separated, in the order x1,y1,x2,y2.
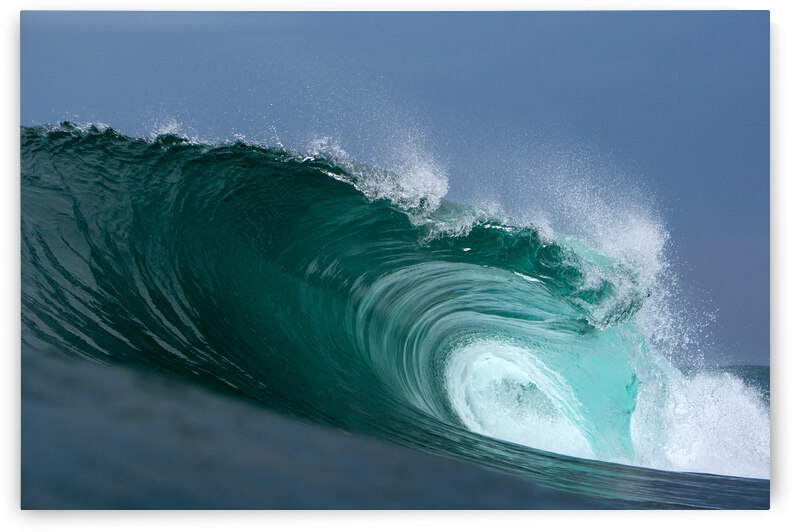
21,124,770,508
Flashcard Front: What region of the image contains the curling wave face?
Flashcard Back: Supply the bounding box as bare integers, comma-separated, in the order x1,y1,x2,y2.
21,124,769,508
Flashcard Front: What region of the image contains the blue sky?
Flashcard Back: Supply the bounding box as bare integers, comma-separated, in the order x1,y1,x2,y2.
20,11,770,364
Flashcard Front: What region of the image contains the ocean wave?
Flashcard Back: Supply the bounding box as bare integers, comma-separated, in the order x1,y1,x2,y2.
21,123,769,507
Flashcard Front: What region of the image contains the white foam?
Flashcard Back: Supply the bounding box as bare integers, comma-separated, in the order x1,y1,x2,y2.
152,118,182,137
147,118,212,145
447,339,769,478
446,341,595,460
631,368,770,478
307,134,449,212
308,135,350,162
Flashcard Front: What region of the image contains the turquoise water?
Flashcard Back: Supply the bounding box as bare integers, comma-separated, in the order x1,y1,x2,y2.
21,124,770,508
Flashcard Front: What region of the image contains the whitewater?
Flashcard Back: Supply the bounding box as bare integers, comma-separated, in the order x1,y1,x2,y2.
20,123,769,508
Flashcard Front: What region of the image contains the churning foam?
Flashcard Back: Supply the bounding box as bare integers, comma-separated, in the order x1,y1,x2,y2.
447,339,769,478
631,367,770,478
446,341,595,460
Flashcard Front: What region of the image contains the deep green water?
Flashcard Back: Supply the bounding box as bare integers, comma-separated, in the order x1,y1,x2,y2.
21,124,770,508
